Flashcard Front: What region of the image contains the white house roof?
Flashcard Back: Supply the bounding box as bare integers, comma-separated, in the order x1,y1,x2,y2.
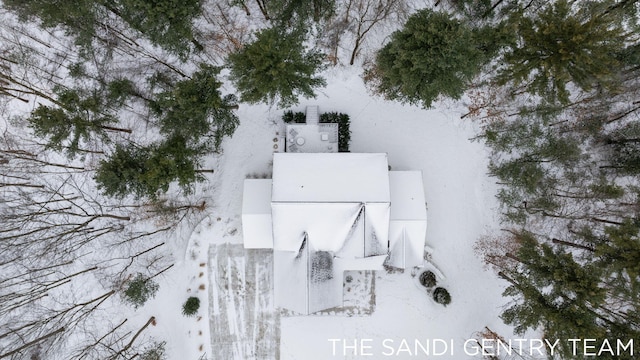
387,171,427,268
242,154,428,313
272,202,363,253
388,222,427,269
272,153,391,203
241,179,274,249
242,179,273,214
389,171,427,220
272,202,389,256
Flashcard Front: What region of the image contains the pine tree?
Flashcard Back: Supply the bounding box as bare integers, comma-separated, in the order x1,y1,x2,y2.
3,0,203,57
182,296,200,316
152,64,239,152
366,9,498,108
95,144,151,199
596,219,640,294
266,0,335,23
227,26,326,107
501,231,608,358
95,135,206,199
498,0,627,103
112,0,203,58
123,273,159,309
27,89,129,157
151,134,204,191
2,0,101,49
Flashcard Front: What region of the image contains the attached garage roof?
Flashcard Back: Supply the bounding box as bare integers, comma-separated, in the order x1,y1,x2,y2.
389,171,427,220
242,179,273,249
242,179,273,214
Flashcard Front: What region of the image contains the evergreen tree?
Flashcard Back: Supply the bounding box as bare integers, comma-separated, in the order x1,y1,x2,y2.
106,78,145,105
2,0,101,49
151,134,205,191
3,0,202,57
95,135,206,199
113,0,203,58
227,26,326,107
182,296,200,316
498,0,627,103
95,144,152,198
27,88,129,157
267,0,335,23
366,9,500,108
501,231,608,358
596,219,640,294
152,64,239,152
123,273,159,309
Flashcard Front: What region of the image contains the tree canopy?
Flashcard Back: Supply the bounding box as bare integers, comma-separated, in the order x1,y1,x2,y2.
367,8,497,108
152,64,239,152
27,88,129,157
498,0,628,104
227,26,326,107
94,135,205,199
2,0,202,57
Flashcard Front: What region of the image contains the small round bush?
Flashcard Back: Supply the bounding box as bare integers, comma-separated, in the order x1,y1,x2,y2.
433,287,451,306
182,296,200,316
419,271,437,288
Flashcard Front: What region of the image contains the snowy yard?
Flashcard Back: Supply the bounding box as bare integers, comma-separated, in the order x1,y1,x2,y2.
2,2,633,359
149,67,536,359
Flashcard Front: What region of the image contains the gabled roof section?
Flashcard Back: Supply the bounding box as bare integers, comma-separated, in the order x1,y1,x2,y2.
272,202,363,252
272,153,391,203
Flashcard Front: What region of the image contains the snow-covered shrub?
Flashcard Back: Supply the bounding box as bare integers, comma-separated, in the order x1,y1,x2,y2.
282,110,306,123
182,296,200,316
419,271,437,288
433,287,451,306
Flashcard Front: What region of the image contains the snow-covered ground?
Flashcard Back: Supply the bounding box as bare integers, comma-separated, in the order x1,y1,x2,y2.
138,67,541,360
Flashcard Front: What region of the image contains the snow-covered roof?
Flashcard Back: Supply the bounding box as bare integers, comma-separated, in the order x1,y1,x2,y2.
387,171,427,268
241,179,274,249
389,171,427,220
242,179,273,214
271,200,390,314
271,153,391,203
272,202,389,256
243,155,428,313
388,222,427,269
274,245,343,315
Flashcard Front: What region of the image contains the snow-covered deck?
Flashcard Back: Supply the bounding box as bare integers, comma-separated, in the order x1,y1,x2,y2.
285,123,338,153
